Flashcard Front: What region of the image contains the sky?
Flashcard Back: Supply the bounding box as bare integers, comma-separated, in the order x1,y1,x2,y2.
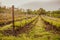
0,0,60,10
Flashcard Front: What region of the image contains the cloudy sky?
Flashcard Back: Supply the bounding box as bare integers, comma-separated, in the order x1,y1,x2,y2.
0,0,60,10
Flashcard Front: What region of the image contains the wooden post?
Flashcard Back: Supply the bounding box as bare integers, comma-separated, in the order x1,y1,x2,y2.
0,2,1,12
0,2,1,8
12,5,15,36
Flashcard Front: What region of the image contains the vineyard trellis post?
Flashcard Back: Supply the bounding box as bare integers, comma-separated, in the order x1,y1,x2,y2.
12,5,15,36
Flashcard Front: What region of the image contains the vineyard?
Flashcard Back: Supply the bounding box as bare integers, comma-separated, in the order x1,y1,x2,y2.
0,7,60,40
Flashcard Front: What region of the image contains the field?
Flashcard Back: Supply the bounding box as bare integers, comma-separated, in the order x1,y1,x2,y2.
0,7,60,40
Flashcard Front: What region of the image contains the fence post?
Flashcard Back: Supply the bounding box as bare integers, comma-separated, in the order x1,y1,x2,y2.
12,5,15,36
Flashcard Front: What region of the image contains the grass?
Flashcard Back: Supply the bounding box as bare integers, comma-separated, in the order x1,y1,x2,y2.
0,16,60,40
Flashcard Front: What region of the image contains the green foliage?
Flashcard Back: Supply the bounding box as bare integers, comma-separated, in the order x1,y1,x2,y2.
0,7,60,40
41,15,60,28
46,10,60,18
0,7,4,13
0,16,38,31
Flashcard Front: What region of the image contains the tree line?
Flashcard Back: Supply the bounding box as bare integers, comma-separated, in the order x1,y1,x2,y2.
0,7,60,18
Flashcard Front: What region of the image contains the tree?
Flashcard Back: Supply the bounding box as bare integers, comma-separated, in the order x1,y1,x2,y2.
27,9,33,14
37,8,46,15
33,10,37,14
